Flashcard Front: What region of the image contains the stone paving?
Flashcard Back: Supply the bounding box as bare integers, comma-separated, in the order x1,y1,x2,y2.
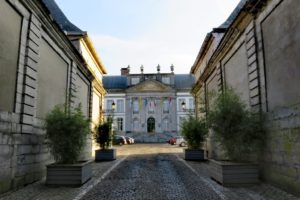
0,144,299,200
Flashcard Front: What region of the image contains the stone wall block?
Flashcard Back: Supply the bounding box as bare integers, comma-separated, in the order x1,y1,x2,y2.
24,85,36,98
28,31,40,49
25,66,37,80
247,53,257,66
26,57,38,72
17,144,40,155
250,95,260,106
24,95,35,107
248,62,257,74
24,76,36,89
26,48,39,62
0,122,11,133
17,154,35,165
30,14,41,30
0,145,14,160
29,21,40,36
249,79,258,90
11,113,20,123
23,105,34,116
22,114,33,125
291,128,300,142
250,87,259,97
11,123,18,134
249,70,258,82
246,37,255,48
0,112,9,122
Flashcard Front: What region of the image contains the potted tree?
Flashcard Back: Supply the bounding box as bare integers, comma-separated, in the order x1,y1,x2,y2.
207,88,265,186
181,115,208,160
45,105,92,186
94,117,116,161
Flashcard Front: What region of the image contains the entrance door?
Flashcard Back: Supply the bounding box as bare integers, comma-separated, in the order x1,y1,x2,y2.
147,117,155,133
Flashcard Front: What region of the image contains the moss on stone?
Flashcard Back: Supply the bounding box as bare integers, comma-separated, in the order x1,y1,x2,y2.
0,180,11,194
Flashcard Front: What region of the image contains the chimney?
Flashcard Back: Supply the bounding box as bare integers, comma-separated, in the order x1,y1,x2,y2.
121,65,130,75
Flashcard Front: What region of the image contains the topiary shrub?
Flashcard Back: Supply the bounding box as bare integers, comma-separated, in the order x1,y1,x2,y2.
181,115,208,149
45,105,90,164
207,88,265,161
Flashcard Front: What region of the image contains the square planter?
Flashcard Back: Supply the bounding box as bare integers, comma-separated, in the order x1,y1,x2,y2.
209,159,259,187
46,160,92,186
95,149,116,161
184,149,205,161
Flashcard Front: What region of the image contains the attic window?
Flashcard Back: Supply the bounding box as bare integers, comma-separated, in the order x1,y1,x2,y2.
162,77,170,84
131,77,140,85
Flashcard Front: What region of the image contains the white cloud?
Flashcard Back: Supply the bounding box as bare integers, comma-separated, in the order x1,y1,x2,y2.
89,0,240,75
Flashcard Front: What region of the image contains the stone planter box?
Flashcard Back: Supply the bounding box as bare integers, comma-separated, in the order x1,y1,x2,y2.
46,160,92,186
95,149,116,161
184,149,205,161
209,159,259,187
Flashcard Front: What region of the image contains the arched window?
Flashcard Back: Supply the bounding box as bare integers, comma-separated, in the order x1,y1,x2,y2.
147,117,155,133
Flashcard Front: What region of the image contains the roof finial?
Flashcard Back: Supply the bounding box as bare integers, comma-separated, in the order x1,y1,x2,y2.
157,64,160,74
140,65,144,74
170,64,174,73
127,65,130,73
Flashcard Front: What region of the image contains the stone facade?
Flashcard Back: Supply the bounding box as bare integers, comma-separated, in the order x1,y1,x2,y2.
191,0,300,196
103,67,195,142
0,0,98,194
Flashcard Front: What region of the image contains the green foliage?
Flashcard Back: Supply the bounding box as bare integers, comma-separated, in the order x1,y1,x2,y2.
181,115,208,149
94,117,113,150
207,88,265,161
45,105,90,164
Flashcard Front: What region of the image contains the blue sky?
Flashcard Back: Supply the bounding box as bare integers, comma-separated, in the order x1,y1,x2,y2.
55,0,240,75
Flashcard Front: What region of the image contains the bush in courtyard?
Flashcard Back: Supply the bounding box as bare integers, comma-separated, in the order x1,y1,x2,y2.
94,117,113,150
45,104,90,164
207,88,265,161
181,115,208,149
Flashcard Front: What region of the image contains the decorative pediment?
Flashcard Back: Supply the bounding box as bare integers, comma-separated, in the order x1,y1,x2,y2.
126,79,173,93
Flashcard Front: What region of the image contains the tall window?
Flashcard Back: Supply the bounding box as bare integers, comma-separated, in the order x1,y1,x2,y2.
106,99,113,110
163,99,169,113
162,118,169,132
149,99,155,113
117,118,123,131
189,98,194,110
117,99,124,113
133,100,139,113
178,98,185,111
133,118,139,132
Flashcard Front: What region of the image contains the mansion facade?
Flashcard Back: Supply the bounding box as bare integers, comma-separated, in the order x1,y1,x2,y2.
103,67,195,142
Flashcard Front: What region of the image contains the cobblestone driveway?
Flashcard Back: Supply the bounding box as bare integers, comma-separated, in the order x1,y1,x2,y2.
81,154,222,200
0,144,298,200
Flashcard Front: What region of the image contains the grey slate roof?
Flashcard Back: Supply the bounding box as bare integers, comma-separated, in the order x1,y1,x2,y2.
42,0,84,33
103,76,128,89
103,74,194,90
219,0,248,29
174,74,195,89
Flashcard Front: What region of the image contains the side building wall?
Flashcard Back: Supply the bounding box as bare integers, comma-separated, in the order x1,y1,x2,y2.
194,0,300,196
0,0,92,194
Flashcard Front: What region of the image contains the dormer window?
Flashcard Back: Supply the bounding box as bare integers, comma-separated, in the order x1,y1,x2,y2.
131,77,140,85
162,77,170,84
